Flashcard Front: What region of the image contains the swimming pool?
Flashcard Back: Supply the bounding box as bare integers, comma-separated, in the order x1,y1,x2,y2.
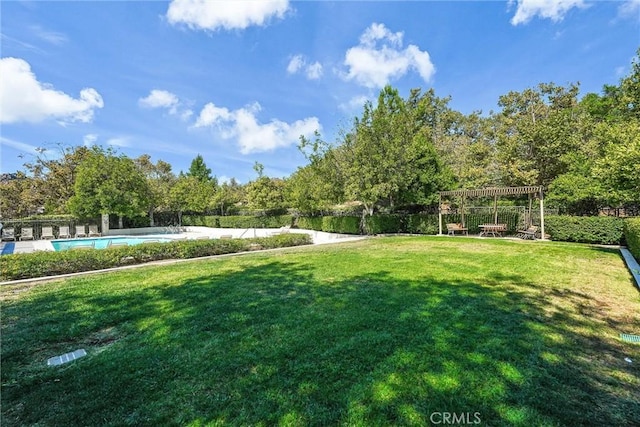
52,236,173,251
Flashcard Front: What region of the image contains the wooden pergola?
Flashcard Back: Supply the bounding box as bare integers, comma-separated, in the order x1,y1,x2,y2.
438,186,545,239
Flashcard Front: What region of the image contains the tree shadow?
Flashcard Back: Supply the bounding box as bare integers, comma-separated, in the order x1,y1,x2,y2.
2,258,639,426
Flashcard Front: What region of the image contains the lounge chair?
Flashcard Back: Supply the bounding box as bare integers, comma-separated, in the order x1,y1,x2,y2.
41,226,55,240
75,225,88,238
88,225,101,237
1,227,16,241
517,225,538,240
20,227,34,241
58,226,71,239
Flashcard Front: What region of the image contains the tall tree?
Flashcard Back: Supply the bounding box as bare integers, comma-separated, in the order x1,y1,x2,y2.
134,154,176,226
493,82,583,187
22,144,92,213
68,147,150,228
186,154,214,183
168,175,215,225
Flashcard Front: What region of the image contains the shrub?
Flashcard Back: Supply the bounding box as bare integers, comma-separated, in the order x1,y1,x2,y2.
296,217,323,231
182,215,293,229
364,215,407,235
0,234,311,281
321,216,360,234
624,218,640,262
406,214,439,235
545,215,624,245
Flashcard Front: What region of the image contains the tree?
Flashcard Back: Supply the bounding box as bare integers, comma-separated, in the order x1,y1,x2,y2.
0,172,38,218
593,120,640,207
168,175,215,225
22,144,92,214
134,154,176,226
492,82,584,187
212,178,244,215
186,154,214,183
246,176,286,211
68,147,150,228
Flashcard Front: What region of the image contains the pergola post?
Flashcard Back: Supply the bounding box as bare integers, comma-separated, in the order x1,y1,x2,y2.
461,195,466,227
539,188,545,240
493,195,498,224
438,194,443,235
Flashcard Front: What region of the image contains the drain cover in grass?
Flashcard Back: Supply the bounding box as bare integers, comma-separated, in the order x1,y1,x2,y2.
47,349,87,366
620,334,640,344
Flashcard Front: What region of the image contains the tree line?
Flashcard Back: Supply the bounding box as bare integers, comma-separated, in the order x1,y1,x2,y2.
1,50,638,224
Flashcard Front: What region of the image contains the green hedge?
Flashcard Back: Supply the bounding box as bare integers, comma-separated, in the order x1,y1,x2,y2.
363,214,440,235
321,216,360,234
545,215,625,245
0,234,311,281
624,218,640,261
296,217,324,231
296,216,361,234
183,215,293,229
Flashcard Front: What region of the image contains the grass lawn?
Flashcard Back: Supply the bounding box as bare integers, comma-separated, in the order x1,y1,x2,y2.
2,236,639,426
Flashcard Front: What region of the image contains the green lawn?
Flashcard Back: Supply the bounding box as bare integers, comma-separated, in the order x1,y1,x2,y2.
2,237,639,426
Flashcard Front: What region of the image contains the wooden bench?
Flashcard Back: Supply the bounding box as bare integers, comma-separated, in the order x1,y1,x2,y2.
446,223,468,236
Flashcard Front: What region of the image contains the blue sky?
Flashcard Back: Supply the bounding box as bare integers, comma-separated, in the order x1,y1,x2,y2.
1,0,639,183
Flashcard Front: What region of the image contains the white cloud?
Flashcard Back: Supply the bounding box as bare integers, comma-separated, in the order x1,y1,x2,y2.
166,0,290,31
29,25,68,45
139,89,179,110
106,136,130,147
306,62,323,80
342,23,435,89
360,22,403,48
510,0,588,26
339,95,372,113
139,89,193,120
287,55,304,74
287,55,323,80
83,134,98,146
194,101,320,154
0,57,103,124
618,0,640,19
0,136,40,155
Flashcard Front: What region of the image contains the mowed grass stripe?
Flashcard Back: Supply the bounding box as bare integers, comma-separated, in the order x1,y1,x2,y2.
1,237,639,426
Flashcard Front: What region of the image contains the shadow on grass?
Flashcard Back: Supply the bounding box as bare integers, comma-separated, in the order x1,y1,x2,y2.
2,259,639,426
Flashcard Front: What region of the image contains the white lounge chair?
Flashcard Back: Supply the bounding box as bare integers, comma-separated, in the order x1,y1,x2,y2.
88,225,101,237
41,226,55,240
75,225,88,238
1,227,16,241
58,226,71,239
20,227,34,241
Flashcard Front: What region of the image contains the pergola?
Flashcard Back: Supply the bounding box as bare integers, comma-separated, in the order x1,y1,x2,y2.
438,186,545,239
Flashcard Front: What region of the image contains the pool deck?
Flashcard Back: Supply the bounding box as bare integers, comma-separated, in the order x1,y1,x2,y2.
0,228,364,255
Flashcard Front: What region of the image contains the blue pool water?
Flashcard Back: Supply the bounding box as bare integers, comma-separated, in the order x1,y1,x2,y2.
52,237,172,251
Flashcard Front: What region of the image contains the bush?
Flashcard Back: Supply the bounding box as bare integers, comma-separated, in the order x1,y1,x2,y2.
182,215,293,229
296,217,323,231
364,215,407,234
321,216,360,234
0,234,311,281
624,218,640,261
545,215,625,245
406,214,439,235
